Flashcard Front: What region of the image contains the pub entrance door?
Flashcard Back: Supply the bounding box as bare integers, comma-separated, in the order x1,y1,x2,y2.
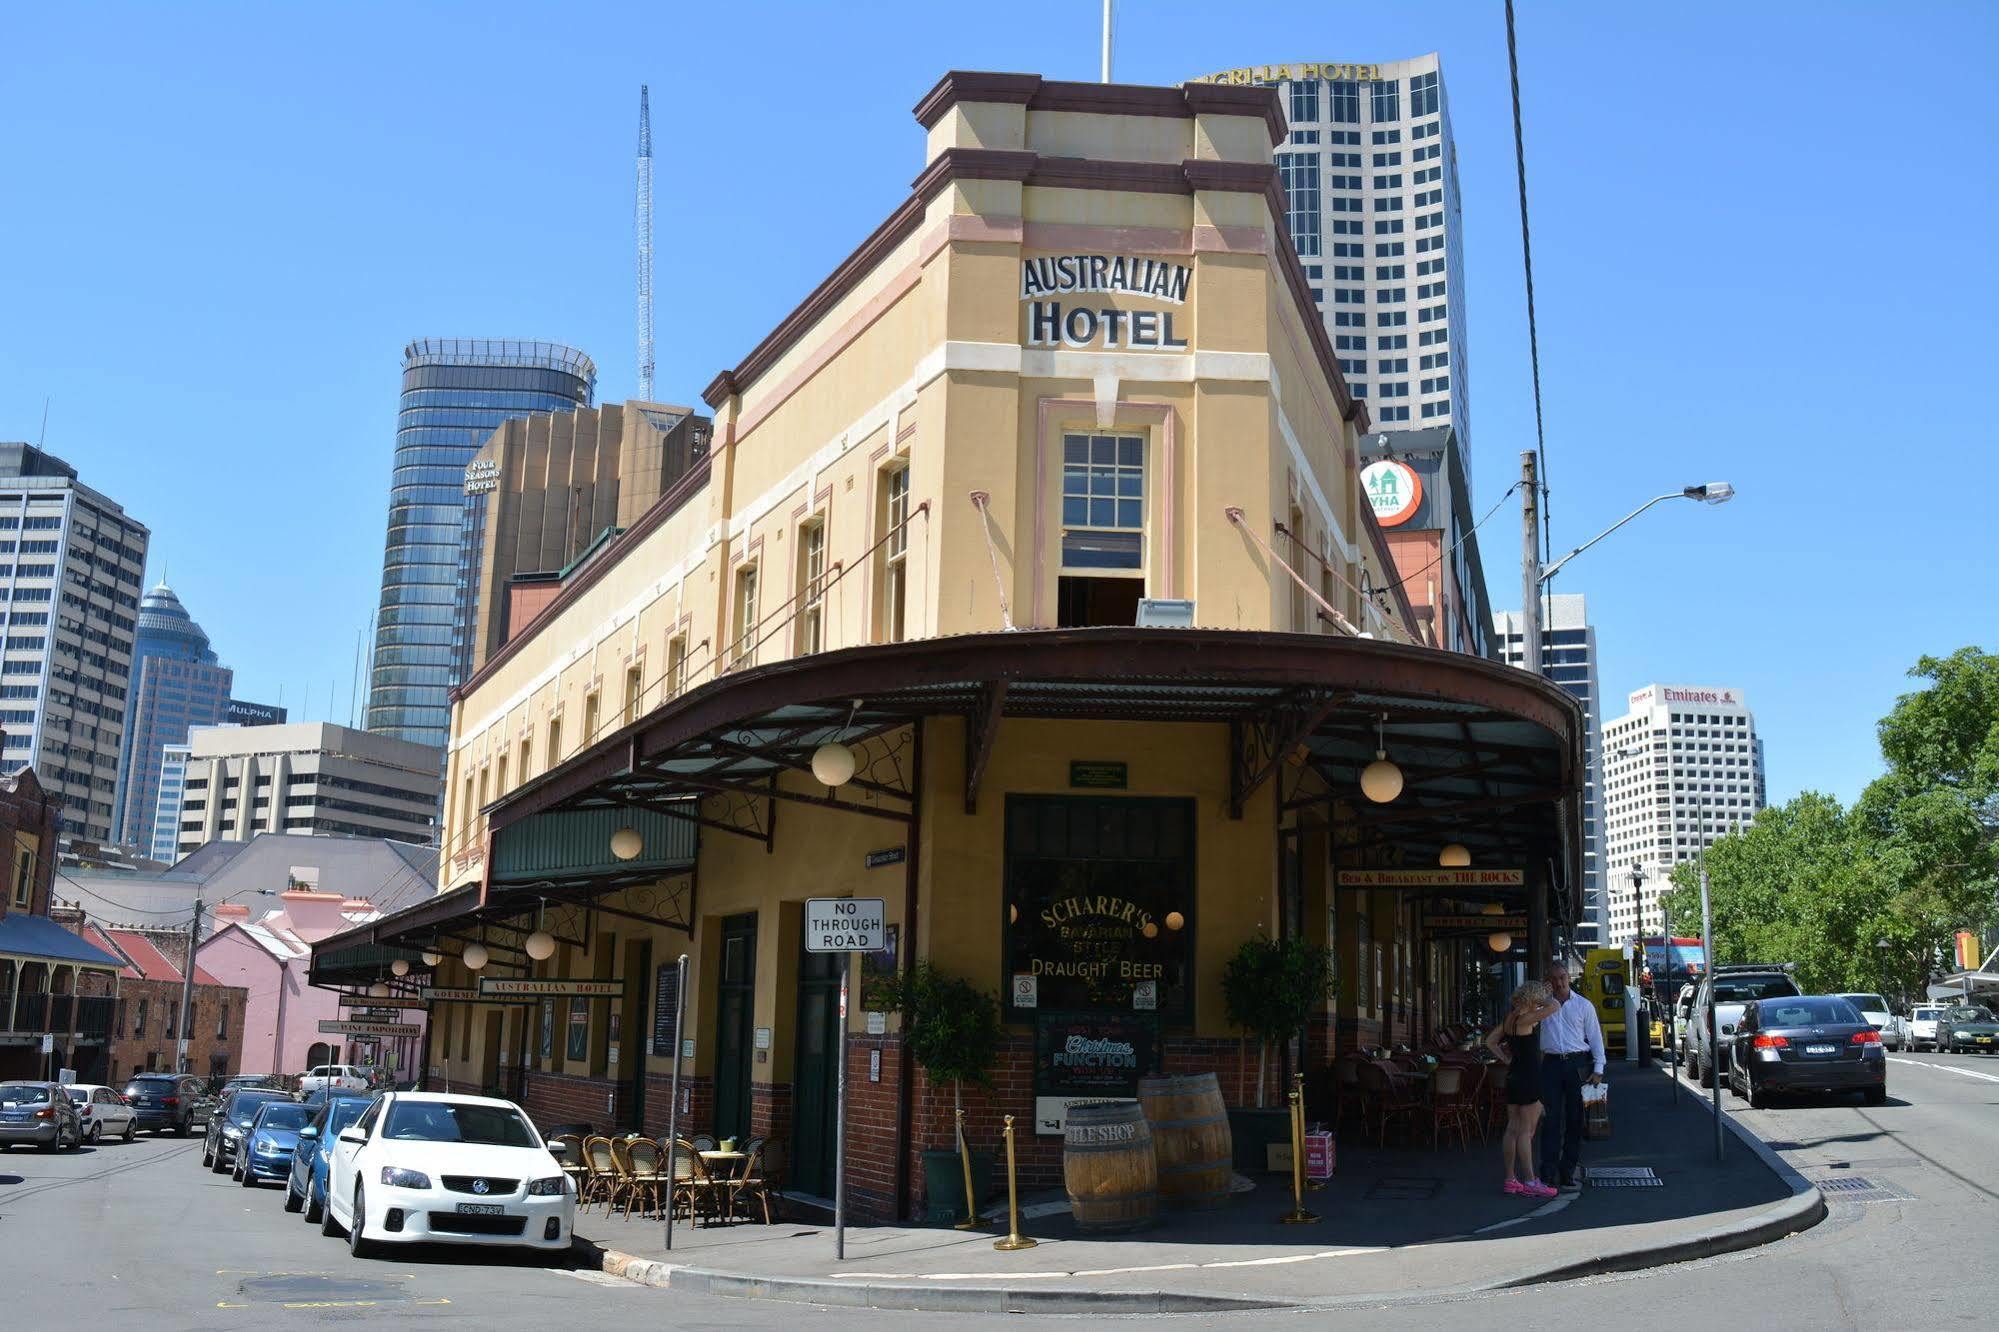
790,940,844,1198
713,912,758,1142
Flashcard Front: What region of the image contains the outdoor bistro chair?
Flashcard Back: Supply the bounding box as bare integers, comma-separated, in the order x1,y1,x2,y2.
618,1137,667,1220
727,1136,774,1224
1332,1054,1368,1130
1427,1063,1481,1150
580,1136,620,1213
667,1138,722,1225
1357,1059,1424,1146
550,1134,589,1193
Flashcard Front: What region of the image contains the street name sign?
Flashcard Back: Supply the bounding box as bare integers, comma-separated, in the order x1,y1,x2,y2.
804,898,886,952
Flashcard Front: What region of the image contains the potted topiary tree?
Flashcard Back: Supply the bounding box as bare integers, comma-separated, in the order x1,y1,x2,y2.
1222,934,1334,1170
872,961,1002,1223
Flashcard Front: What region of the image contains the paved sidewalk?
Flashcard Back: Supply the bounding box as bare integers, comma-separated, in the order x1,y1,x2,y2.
573,1063,1823,1312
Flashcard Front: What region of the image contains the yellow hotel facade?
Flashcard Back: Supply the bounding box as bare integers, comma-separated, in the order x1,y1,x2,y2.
315,72,1583,1222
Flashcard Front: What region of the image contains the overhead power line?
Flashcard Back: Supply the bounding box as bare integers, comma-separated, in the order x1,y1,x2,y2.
1503,0,1552,581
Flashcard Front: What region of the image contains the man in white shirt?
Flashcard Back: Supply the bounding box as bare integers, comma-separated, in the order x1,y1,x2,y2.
1538,963,1605,1189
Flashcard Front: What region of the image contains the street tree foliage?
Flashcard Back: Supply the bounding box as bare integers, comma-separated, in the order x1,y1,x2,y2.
1661,648,1999,997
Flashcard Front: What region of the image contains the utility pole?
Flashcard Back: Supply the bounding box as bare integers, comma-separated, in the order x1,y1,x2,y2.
1519,450,1542,679
176,896,203,1073
1695,797,1723,1160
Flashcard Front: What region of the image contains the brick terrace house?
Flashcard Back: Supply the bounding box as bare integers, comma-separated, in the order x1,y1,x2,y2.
61,914,246,1082
1,768,123,1080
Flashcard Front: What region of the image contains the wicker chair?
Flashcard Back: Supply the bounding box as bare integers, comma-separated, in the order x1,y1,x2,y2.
579,1135,620,1212
666,1137,721,1225
550,1133,589,1195
1356,1060,1424,1146
1427,1064,1481,1149
618,1137,667,1219
726,1136,775,1224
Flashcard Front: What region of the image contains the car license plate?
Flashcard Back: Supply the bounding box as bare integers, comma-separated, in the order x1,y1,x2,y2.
456,1202,506,1215
1805,1043,1837,1055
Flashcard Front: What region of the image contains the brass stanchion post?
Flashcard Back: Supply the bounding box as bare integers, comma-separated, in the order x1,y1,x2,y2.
1296,1071,1326,1190
953,1107,982,1230
992,1114,1037,1250
1277,1081,1319,1224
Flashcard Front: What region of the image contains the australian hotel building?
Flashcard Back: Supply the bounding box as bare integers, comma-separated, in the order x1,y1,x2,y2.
312,73,1584,1221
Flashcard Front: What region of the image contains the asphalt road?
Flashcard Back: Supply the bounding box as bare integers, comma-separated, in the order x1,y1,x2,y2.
3,1052,1994,1330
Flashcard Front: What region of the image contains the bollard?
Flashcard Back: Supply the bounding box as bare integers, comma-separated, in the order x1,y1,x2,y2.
953,1108,982,1230
992,1114,1038,1251
1297,1072,1326,1190
1277,1085,1319,1224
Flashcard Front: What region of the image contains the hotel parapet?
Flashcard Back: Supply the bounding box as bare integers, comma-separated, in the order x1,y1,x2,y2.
312,72,1584,1221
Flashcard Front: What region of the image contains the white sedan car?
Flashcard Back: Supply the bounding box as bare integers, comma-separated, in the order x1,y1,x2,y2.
300,1065,370,1096
62,1084,137,1142
319,1091,572,1258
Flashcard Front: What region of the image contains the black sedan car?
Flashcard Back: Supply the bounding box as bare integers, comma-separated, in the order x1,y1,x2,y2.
122,1073,208,1136
0,1081,85,1151
1937,1004,1999,1054
1729,995,1886,1107
202,1088,292,1172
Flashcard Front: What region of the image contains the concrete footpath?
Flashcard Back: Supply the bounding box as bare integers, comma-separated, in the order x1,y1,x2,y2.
572,1063,1824,1312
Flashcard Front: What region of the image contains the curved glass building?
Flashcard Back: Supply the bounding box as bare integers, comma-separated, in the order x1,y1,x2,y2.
112,583,232,852
365,339,595,749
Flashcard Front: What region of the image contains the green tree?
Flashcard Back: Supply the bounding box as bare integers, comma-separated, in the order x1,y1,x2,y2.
1661,648,1999,1001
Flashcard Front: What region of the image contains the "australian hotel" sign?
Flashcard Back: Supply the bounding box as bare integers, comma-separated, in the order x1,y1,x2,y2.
1021,254,1192,351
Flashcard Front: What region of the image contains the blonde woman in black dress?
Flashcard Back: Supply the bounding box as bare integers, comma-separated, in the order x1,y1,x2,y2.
1486,980,1562,1198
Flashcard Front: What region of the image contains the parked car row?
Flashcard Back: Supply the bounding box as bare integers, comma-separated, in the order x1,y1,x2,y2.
206,1085,576,1261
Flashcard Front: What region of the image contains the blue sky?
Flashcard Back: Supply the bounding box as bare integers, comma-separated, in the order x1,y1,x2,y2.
1,2,1992,806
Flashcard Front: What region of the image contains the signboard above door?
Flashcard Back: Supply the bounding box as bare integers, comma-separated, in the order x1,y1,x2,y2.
1338,868,1525,888
477,978,624,999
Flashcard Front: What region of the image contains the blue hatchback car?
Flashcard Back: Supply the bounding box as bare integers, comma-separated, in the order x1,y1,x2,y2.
235,1099,314,1186
284,1094,371,1221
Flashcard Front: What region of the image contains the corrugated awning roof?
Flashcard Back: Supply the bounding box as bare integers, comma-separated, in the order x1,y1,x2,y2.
0,912,125,970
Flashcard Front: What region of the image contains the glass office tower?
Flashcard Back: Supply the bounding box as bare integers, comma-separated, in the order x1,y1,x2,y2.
364,339,595,749
111,583,233,852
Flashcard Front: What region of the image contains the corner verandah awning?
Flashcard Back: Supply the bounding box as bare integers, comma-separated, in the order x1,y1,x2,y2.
469,628,1586,943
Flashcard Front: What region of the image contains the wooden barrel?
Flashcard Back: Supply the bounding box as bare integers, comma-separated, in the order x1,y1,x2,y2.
1137,1072,1233,1209
1062,1100,1158,1232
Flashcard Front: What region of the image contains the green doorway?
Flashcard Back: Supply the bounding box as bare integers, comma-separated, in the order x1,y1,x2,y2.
790,940,845,1198
713,912,758,1142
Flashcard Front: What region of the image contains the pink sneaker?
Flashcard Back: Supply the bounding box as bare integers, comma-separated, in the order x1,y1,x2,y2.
1502,1179,1527,1195
1522,1180,1559,1199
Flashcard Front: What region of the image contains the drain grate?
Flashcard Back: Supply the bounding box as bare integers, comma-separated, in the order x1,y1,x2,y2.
1366,1177,1442,1200
1813,1175,1912,1202
1587,1166,1662,1188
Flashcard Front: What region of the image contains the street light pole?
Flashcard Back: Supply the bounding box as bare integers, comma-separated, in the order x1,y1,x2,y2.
1695,794,1723,1161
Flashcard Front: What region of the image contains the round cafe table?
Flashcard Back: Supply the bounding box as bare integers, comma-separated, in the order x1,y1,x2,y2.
698,1150,749,1221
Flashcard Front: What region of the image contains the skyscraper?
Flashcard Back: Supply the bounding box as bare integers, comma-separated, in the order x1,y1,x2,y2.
1493,594,1603,946
0,444,148,841
364,339,595,750
1602,684,1766,944
110,583,233,851
1194,56,1468,446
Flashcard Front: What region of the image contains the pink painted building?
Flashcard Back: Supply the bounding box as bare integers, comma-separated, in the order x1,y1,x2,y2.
196,887,422,1077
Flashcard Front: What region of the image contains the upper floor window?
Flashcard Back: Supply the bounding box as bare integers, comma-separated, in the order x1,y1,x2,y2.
1370,80,1400,122
732,566,760,666
1329,81,1359,123
666,636,688,698
1409,70,1440,116
881,465,910,644
1288,80,1319,123
624,664,644,726
798,519,827,655
1275,153,1321,258
1061,433,1144,572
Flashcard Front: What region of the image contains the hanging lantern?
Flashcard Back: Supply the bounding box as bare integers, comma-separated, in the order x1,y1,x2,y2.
1165,911,1186,932
462,942,490,971
609,827,644,861
1438,843,1471,867
420,950,442,968
390,958,411,977
1141,922,1159,939
811,742,857,788
1359,713,1402,803
367,982,390,998
1487,932,1513,954
525,930,557,961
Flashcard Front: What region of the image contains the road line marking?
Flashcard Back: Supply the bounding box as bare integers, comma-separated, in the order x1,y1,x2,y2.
1888,1057,1999,1085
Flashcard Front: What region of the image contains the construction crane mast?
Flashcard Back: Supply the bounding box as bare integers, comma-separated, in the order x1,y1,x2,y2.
636,85,655,403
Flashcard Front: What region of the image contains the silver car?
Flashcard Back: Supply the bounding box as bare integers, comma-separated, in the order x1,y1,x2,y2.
1837,994,1903,1050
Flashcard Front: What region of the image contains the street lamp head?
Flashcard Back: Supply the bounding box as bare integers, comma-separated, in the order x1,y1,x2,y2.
1684,481,1735,505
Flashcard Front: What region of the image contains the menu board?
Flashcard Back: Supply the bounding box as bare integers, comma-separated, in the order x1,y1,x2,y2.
651,962,682,1058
